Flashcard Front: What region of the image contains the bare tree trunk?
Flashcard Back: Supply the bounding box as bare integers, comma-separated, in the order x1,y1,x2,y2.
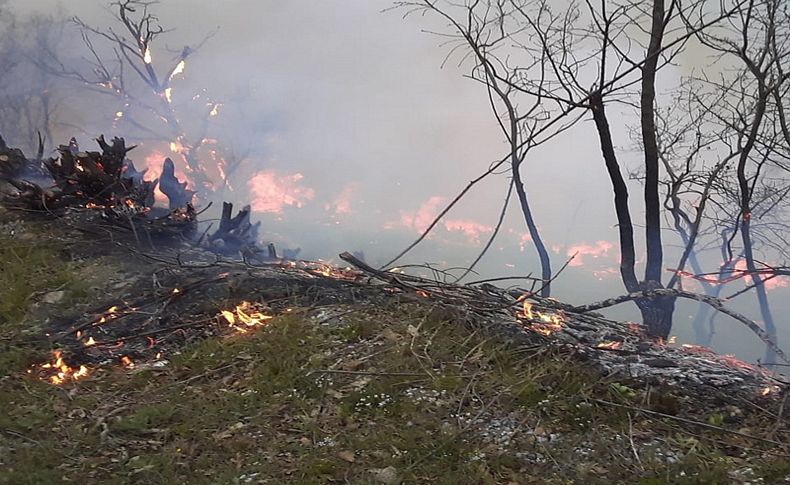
512,164,552,297
641,0,666,284
590,90,675,338
736,87,778,365
590,92,639,293
741,218,778,364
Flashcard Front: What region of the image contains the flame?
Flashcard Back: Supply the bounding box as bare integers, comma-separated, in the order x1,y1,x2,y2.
38,351,90,384
85,336,96,347
518,298,564,336
327,183,358,215
221,301,273,334
596,341,622,350
170,59,186,81
761,386,779,397
143,47,152,64
248,170,315,213
567,240,614,267
442,219,493,245
164,87,173,104
121,356,135,368
209,103,221,117
172,288,181,294
521,300,534,320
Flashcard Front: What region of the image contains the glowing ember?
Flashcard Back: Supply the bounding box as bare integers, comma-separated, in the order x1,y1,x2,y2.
37,351,90,384
221,301,273,334
721,354,755,371
761,386,778,396
596,341,622,350
120,356,135,368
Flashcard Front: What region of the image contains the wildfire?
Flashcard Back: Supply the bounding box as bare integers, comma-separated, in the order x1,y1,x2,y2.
221,301,273,334
37,351,90,385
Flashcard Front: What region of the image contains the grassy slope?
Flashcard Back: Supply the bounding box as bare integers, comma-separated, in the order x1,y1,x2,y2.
1,211,788,484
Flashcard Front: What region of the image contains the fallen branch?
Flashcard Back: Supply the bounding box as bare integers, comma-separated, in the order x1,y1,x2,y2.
572,288,789,364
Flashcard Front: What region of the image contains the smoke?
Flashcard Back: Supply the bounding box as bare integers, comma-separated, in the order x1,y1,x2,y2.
3,0,789,365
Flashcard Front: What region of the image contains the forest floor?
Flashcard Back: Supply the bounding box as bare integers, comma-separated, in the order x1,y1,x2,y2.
1,208,788,485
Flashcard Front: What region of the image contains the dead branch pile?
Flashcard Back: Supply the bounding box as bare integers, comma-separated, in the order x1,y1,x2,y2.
0,135,268,258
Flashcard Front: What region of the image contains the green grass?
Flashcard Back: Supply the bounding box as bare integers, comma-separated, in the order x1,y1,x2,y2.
3,304,787,484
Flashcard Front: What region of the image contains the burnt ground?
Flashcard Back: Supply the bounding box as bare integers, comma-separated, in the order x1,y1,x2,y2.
0,206,788,484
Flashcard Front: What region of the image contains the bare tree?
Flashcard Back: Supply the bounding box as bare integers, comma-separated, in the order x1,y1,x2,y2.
36,0,233,191
0,7,64,154
681,0,790,363
398,0,784,342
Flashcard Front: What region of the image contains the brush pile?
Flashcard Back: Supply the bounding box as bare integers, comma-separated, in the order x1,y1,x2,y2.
0,136,266,257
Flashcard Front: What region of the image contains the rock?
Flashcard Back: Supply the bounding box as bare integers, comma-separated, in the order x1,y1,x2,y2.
42,290,66,304
337,450,355,463
370,466,400,484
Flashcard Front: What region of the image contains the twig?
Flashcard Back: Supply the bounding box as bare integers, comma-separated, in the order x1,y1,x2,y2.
591,398,788,449
305,369,431,378
627,412,643,469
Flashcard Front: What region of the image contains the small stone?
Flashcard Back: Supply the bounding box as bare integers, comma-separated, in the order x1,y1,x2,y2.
337,450,355,463
370,466,400,484
42,290,66,304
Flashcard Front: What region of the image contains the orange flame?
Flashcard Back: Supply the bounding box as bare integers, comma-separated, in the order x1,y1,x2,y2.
518,298,564,335
248,170,315,214
38,351,90,384
120,356,135,368
221,301,273,334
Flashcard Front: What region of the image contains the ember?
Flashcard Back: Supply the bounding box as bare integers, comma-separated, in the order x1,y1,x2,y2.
596,341,622,350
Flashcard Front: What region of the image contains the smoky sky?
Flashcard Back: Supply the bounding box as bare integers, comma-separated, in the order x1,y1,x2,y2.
6,0,789,364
